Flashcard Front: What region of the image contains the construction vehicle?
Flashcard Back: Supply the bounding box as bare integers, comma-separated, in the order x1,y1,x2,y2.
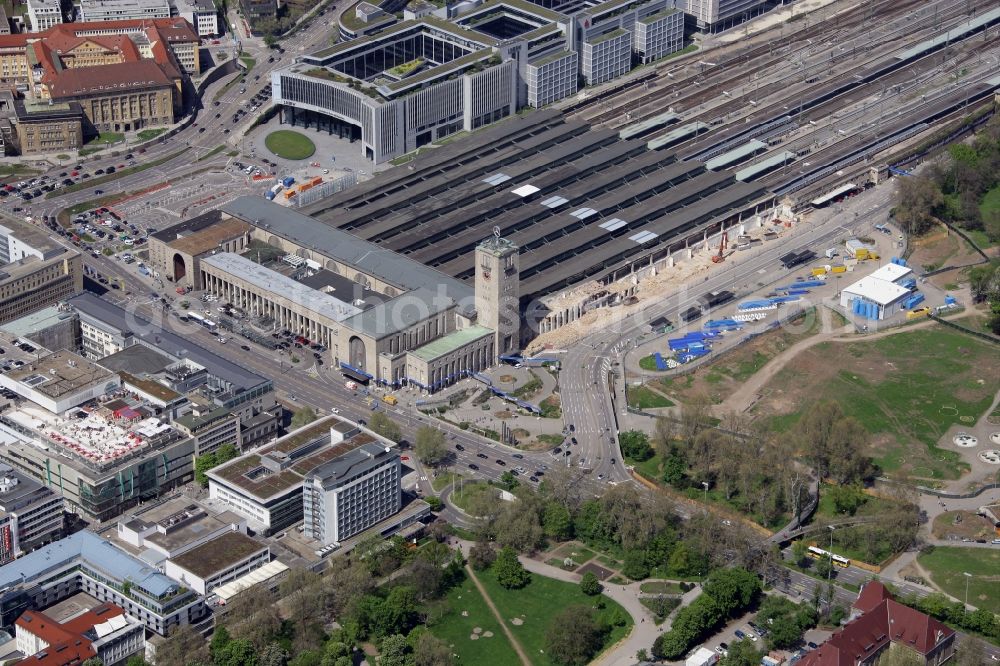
711,232,728,264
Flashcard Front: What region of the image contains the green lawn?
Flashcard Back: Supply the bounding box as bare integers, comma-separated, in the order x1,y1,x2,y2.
429,580,522,666
136,128,167,142
89,131,125,146
0,163,41,178
639,581,684,594
430,471,461,492
763,327,1000,480
240,54,256,72
449,482,499,515
918,547,1000,614
264,130,316,160
475,568,633,666
197,145,227,162
638,355,662,371
626,385,674,409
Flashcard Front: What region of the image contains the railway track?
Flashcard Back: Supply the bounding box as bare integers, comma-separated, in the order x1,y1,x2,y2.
569,0,938,124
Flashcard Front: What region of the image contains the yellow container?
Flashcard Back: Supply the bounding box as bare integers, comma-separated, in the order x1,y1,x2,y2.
831,266,847,274
906,307,930,320
854,249,869,260
811,268,827,277
383,395,398,405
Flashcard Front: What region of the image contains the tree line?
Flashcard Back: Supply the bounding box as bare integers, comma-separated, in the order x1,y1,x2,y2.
893,114,1000,242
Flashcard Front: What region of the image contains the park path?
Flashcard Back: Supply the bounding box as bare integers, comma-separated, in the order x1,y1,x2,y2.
713,317,940,416
464,564,533,666
452,538,697,665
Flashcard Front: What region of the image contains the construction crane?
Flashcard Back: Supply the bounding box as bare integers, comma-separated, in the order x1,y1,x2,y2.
712,231,728,264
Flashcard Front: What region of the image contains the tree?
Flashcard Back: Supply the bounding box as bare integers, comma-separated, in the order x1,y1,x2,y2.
280,568,327,636
225,584,281,646
619,430,653,461
412,632,453,666
792,540,809,566
757,595,817,649
369,412,403,442
493,501,544,553
414,426,447,466
469,540,495,571
829,485,866,515
498,470,519,491
702,567,761,616
82,659,104,666
155,624,208,666
814,556,833,579
194,451,218,486
719,639,762,666
290,406,318,429
215,638,259,666
210,626,233,662
125,657,150,666
493,547,530,589
258,644,289,666
652,594,723,660
544,606,606,666
377,634,411,666
320,640,351,666
543,502,573,540
893,176,944,236
952,635,988,666
622,550,650,581
580,571,602,596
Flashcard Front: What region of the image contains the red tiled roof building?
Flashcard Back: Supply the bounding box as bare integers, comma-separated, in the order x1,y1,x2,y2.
15,603,145,666
800,582,955,666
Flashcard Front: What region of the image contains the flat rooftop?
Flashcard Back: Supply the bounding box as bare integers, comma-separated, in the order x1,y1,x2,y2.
299,111,768,301
0,215,67,260
6,351,114,399
0,306,74,339
167,531,266,579
97,345,173,376
209,416,382,500
0,463,50,513
68,292,269,394
410,325,494,362
165,217,249,257
201,253,362,323
221,198,474,314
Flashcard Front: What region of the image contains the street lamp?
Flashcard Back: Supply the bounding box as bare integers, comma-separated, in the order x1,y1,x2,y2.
828,525,836,581
963,572,972,611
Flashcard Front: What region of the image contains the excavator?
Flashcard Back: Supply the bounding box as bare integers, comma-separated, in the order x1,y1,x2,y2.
711,231,728,264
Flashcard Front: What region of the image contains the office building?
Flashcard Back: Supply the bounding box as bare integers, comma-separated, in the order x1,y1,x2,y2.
302,441,400,545
0,217,82,324
684,0,772,32
0,464,64,565
240,0,277,22
79,0,172,23
25,0,63,32
209,415,411,540
16,604,145,666
164,531,270,595
68,292,276,416
0,92,85,156
273,0,683,162
170,0,219,37
0,531,207,636
0,350,120,414
0,405,197,522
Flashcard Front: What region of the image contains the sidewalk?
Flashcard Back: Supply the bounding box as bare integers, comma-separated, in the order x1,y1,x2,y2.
452,538,698,666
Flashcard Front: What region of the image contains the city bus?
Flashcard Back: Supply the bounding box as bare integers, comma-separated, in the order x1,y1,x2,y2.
807,546,850,568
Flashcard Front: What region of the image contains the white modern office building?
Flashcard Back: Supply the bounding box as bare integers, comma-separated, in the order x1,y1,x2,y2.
24,0,63,32
684,0,772,31
274,0,684,163
0,465,64,565
0,530,207,635
79,0,172,23
302,442,401,545
170,0,219,36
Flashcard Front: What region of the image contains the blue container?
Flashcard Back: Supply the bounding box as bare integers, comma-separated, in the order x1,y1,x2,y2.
265,191,276,200
944,295,956,305
282,176,295,188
